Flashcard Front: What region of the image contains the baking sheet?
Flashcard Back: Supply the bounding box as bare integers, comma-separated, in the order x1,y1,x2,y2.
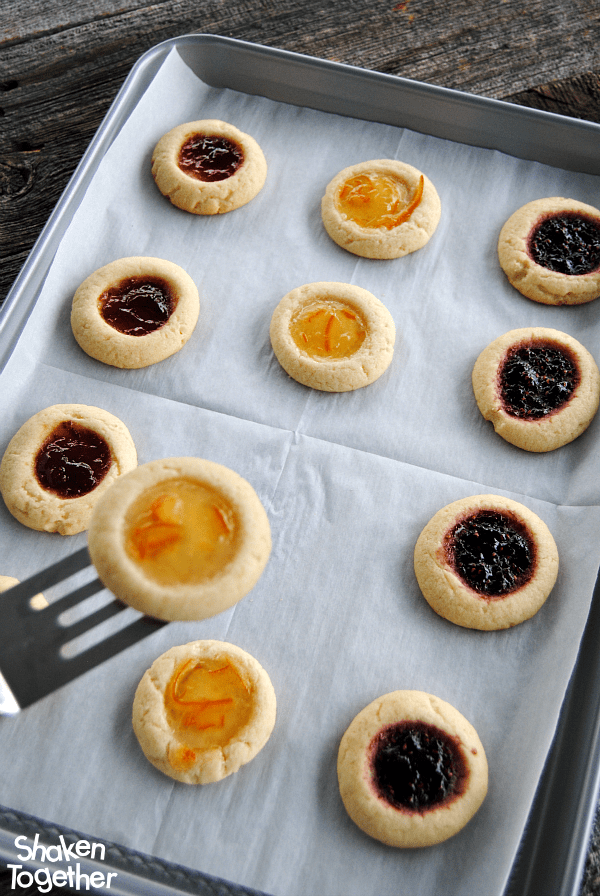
1,44,600,896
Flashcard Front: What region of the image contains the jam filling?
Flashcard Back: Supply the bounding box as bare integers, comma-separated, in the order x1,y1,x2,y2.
165,657,253,768
35,421,112,498
336,172,424,230
178,133,244,182
99,276,175,336
446,510,535,597
125,478,239,585
499,340,580,420
289,298,367,359
528,212,600,275
369,720,467,812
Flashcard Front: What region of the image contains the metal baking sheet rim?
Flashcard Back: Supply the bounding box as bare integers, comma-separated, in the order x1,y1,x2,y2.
1,33,600,896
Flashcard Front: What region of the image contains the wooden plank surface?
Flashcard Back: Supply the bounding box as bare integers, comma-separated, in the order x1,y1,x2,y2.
1,0,599,306
0,1,599,894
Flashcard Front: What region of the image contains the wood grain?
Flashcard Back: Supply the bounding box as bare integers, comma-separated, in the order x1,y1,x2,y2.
1,0,598,306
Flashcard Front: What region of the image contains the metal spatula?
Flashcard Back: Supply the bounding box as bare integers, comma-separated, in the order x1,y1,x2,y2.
0,547,166,713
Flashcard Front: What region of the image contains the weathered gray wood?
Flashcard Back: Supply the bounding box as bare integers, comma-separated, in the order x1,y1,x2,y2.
0,0,598,304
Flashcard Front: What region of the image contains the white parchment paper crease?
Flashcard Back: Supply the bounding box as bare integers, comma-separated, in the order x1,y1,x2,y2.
1,47,600,896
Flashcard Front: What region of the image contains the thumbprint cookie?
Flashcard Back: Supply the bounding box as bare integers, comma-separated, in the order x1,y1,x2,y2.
151,119,267,215
321,159,441,259
414,495,559,630
337,690,488,847
132,640,276,785
0,404,137,535
498,197,600,304
71,256,199,369
270,281,395,391
87,457,271,622
473,327,600,452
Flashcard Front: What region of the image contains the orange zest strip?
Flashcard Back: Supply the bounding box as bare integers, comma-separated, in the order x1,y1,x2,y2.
212,505,231,535
339,177,371,204
208,663,237,677
151,494,183,524
337,172,424,229
182,699,233,730
338,183,352,201
171,660,250,706
170,659,248,732
393,174,424,226
130,524,181,559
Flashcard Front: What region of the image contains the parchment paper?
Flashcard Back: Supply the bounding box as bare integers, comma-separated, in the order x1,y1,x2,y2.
1,47,600,896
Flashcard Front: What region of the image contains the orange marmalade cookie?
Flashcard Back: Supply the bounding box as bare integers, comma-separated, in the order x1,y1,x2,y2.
321,160,441,259
71,256,199,369
473,327,600,452
414,495,559,630
87,457,272,622
151,120,267,215
0,404,137,535
498,197,600,304
132,640,276,784
337,690,488,847
269,281,395,391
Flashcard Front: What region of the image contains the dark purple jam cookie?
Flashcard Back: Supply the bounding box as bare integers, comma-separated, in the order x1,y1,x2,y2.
337,690,488,847
151,119,267,215
71,257,199,369
35,420,112,498
413,495,559,630
178,134,244,183
99,275,176,337
498,198,600,305
473,328,600,452
0,404,137,535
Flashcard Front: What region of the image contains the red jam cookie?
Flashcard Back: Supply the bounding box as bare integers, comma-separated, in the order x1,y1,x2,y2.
71,256,199,369
151,119,267,215
0,404,137,535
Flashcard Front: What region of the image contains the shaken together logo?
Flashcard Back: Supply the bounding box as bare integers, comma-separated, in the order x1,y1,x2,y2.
7,834,118,892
